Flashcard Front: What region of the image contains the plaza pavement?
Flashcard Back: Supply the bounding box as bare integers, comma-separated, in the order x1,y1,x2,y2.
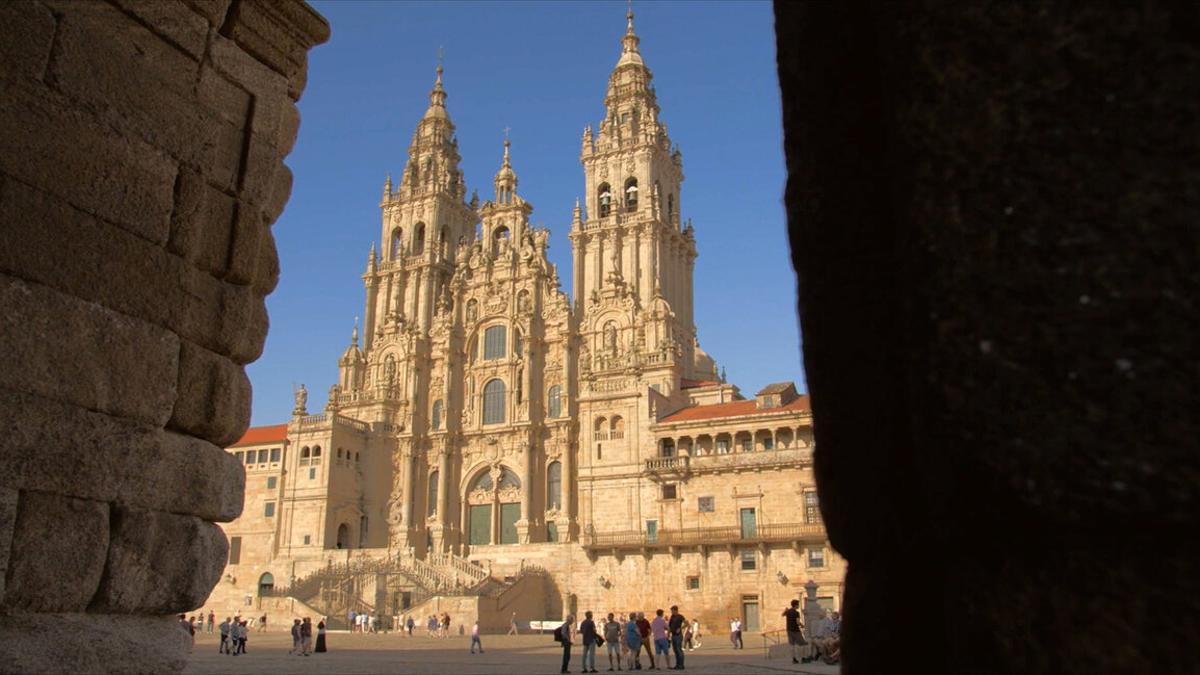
184,630,839,675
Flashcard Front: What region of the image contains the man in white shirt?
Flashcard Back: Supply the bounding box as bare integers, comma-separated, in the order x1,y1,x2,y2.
218,617,232,654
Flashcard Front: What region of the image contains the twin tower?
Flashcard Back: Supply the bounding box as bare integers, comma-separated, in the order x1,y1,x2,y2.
327,10,718,550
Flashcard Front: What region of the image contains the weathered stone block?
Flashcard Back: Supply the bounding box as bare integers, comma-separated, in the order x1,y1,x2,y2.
154,431,247,521
0,1,56,82
0,488,17,605
0,79,176,245
105,0,210,60
0,272,180,427
2,491,109,612
0,179,270,365
263,161,294,224
169,340,252,447
181,0,233,27
219,0,328,100
91,507,228,613
253,224,281,296
207,33,290,107
224,203,265,285
0,389,245,522
197,65,253,128
0,613,189,674
240,132,284,206
168,167,237,277
50,1,236,178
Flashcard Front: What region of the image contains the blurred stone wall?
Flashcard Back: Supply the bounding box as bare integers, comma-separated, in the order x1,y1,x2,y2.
0,0,327,671
774,2,1197,673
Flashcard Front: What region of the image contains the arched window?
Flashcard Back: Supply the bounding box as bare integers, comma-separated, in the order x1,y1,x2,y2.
471,471,494,492
431,399,444,430
336,523,350,549
547,461,562,510
300,446,310,459
491,225,509,257
312,446,321,458
440,225,451,257
547,385,562,418
610,416,625,439
390,227,403,259
257,572,274,596
661,439,675,457
483,379,506,424
598,183,612,217
594,416,607,440
484,325,507,360
337,448,343,459
624,178,638,211
428,471,439,516
412,222,426,255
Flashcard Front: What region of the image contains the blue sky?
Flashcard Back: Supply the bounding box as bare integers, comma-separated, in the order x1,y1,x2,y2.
248,0,804,425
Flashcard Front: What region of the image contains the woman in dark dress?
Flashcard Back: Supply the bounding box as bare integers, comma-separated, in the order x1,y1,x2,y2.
315,620,327,653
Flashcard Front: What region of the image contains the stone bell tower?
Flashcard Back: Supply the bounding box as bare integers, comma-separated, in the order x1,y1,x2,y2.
569,7,712,396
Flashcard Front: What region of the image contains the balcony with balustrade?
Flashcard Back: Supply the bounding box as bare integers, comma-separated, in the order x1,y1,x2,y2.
582,522,826,553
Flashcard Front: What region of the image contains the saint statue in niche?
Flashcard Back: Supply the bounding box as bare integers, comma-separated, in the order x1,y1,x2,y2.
604,322,618,354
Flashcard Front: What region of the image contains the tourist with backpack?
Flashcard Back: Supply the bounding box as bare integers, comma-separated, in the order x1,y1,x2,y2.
555,614,575,674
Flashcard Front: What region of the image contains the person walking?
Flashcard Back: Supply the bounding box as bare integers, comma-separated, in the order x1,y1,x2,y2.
349,609,357,633
624,610,643,671
218,617,231,654
508,611,519,635
470,620,484,653
783,599,806,665
557,614,575,674
731,617,743,649
406,615,415,636
604,612,623,671
207,611,215,634
316,619,328,653
688,619,701,650
667,606,686,670
234,620,248,654
580,610,598,673
258,613,268,632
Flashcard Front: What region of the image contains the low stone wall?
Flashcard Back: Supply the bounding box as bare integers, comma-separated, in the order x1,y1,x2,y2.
0,0,328,672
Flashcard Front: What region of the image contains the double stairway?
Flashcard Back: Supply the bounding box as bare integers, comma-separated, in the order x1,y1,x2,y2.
266,550,499,629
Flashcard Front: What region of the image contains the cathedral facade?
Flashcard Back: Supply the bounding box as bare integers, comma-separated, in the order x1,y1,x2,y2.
204,10,844,632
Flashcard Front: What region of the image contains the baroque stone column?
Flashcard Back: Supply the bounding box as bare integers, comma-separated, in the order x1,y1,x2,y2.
0,1,329,672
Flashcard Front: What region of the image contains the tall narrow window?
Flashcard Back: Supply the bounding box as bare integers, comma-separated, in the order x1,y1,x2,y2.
412,222,426,254
264,501,275,517
390,227,403,259
804,490,821,524
228,536,242,565
624,178,638,211
547,385,562,419
483,379,506,424
547,461,562,510
270,448,280,462
428,471,439,516
431,399,444,430
598,183,612,217
661,439,675,457
484,326,507,360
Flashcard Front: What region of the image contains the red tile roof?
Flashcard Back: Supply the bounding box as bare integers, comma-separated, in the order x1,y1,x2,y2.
681,378,721,389
230,423,289,447
659,395,811,424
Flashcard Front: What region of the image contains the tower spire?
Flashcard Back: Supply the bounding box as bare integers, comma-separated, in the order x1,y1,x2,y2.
494,136,517,203
618,0,642,65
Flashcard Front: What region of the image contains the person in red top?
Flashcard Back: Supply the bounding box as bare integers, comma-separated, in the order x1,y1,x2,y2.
636,612,654,669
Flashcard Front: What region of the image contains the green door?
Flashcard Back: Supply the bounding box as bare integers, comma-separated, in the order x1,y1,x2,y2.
740,508,757,539
500,503,520,544
469,504,492,545
646,519,658,544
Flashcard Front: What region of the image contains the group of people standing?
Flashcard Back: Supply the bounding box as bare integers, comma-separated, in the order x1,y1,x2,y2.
782,600,841,665
289,617,327,655
215,616,250,655
558,606,692,673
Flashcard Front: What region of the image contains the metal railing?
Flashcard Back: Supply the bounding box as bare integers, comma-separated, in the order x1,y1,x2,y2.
645,456,689,472
582,522,825,549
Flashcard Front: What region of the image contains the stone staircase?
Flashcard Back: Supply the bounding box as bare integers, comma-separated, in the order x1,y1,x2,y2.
265,550,499,628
